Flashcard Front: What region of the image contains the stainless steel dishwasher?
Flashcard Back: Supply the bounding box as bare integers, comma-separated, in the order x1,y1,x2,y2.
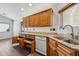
35,36,47,55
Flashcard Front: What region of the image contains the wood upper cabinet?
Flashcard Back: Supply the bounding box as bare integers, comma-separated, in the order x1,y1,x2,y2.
40,9,52,26
22,17,26,26
33,14,40,27
26,17,30,27
39,12,45,26
23,16,30,27
29,16,34,27
29,14,40,27
22,8,53,27
47,10,52,26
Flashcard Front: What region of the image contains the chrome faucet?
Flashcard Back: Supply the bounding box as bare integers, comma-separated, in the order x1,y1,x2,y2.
63,25,74,39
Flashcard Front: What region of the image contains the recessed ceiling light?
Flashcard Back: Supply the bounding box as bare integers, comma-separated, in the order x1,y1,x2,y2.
21,8,24,11
29,3,32,6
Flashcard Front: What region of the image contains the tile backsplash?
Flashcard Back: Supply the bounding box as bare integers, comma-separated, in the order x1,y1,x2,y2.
23,27,56,33
22,26,79,36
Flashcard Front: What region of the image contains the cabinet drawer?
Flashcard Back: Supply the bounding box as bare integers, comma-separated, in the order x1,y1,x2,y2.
49,38,56,47
57,49,65,56
57,42,75,56
57,47,71,56
26,35,35,39
19,34,26,38
12,36,19,44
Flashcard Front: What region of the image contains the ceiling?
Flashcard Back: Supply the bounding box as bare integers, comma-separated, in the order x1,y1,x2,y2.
0,3,65,20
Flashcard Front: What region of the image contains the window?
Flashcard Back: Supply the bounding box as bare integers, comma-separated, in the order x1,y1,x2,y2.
0,23,10,32
59,4,79,28
62,4,79,26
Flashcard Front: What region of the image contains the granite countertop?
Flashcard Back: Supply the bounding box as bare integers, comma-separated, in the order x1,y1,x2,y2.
49,36,79,51
25,32,79,51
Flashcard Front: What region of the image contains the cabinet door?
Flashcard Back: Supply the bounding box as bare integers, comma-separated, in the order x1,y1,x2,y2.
48,43,57,56
23,17,30,27
12,36,19,44
39,12,46,26
29,16,34,27
39,9,52,26
48,38,57,56
19,38,25,48
43,11,50,26
22,17,26,27
46,10,52,26
33,14,40,27
26,17,30,27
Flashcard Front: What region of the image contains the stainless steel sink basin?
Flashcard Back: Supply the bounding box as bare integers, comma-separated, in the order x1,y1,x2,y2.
53,36,66,40
63,40,79,45
53,35,79,45
55,36,63,39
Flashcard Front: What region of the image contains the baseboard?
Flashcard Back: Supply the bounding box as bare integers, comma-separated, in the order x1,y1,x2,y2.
0,38,11,40
35,51,46,56
12,43,19,46
36,49,47,56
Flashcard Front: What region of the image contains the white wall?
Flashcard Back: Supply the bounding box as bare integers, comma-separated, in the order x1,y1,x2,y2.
0,15,13,39
13,20,21,36
0,3,22,20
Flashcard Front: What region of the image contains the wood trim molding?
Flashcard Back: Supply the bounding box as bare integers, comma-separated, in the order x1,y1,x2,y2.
59,3,76,13
23,8,53,18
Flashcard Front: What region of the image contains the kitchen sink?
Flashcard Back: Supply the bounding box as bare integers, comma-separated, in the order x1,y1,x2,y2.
53,35,67,40
63,40,79,45
52,35,79,45
54,36,64,39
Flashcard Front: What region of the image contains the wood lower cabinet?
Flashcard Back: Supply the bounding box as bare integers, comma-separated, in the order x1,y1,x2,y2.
12,34,35,55
24,39,35,55
19,38,26,48
12,36,19,44
57,42,75,56
48,44,57,56
47,38,58,56
24,35,35,55
25,34,35,39
47,38,78,56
